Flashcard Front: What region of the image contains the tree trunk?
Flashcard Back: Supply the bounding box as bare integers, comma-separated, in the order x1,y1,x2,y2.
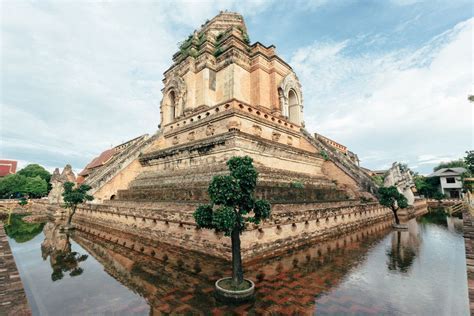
231,227,244,285
392,206,400,225
67,206,76,226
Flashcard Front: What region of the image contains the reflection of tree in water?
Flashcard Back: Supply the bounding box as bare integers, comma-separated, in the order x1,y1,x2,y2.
386,221,420,273
4,214,45,243
419,208,447,226
41,222,88,281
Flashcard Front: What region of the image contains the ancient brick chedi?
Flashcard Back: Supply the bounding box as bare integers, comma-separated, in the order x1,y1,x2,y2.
50,12,392,261
107,11,374,203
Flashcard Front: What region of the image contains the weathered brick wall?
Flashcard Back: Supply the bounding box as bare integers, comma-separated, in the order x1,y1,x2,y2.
463,204,474,314
38,200,393,262
0,223,31,315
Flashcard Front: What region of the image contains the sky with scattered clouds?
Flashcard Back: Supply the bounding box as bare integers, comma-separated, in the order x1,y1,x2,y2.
1,0,472,174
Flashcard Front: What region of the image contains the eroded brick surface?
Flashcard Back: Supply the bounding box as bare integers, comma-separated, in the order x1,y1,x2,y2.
463,207,474,315
0,223,31,316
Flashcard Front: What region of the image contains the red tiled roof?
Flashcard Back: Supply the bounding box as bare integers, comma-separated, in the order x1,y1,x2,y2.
0,160,17,177
78,148,116,177
76,175,85,184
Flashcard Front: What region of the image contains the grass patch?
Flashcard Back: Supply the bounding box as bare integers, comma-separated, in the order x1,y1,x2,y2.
218,278,252,291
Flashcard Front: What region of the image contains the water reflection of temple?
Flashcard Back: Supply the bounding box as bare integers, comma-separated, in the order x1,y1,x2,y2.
41,222,88,281
69,220,392,313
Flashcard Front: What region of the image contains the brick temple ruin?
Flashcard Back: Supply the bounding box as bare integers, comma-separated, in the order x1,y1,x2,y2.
44,12,427,262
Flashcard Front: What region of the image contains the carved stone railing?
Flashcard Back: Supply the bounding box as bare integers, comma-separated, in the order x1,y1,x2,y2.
301,129,378,195
84,133,157,194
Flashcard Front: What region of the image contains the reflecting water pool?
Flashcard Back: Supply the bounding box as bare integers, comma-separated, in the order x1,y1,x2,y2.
6,213,468,315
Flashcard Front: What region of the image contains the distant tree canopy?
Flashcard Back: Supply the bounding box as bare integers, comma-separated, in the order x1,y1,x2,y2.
0,164,51,199
433,159,467,172
465,150,474,175
17,164,51,183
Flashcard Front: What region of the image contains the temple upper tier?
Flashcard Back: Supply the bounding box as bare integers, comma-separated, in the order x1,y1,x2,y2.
160,11,303,128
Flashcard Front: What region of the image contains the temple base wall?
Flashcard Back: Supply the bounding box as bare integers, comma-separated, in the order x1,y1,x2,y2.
35,200,400,262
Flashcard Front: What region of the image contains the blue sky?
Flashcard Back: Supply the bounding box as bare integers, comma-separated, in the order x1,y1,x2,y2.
1,0,472,175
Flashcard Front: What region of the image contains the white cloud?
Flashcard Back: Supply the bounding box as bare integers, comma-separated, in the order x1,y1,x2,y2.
0,0,279,170
292,18,473,174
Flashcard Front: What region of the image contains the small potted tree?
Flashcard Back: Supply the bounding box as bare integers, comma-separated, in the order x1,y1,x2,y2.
193,156,271,302
62,182,93,230
378,186,408,229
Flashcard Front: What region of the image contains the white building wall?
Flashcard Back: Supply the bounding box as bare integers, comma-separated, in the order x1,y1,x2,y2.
440,176,462,196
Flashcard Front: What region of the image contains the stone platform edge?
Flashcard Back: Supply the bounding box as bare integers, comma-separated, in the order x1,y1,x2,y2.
0,223,31,316
463,203,474,315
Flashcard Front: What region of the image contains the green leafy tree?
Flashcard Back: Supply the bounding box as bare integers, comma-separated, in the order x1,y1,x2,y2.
24,176,48,198
193,156,271,286
465,150,474,174
18,164,52,192
378,186,408,225
0,174,27,198
62,182,93,226
17,164,51,183
414,175,440,198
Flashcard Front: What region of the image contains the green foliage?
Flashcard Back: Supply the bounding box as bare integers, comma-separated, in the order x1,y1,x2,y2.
197,32,207,48
194,204,213,229
208,175,241,206
433,192,446,201
372,175,384,187
4,214,45,243
237,26,250,44
17,164,51,184
0,163,51,198
378,186,408,211
0,174,28,198
18,197,28,206
290,181,304,189
253,199,271,222
213,46,224,57
414,175,440,198
62,182,94,210
320,150,329,161
24,176,48,198
215,32,225,44
465,150,474,174
179,35,193,50
193,156,271,236
433,159,467,171
212,206,237,235
178,34,201,59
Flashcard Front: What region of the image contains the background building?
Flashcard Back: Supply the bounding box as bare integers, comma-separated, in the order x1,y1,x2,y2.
427,167,467,199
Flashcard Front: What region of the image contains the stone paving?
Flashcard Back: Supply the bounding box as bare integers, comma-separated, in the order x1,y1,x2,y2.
0,223,31,316
463,204,474,315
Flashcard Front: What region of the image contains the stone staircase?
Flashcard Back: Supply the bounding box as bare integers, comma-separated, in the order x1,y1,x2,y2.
84,133,158,194
300,129,378,195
